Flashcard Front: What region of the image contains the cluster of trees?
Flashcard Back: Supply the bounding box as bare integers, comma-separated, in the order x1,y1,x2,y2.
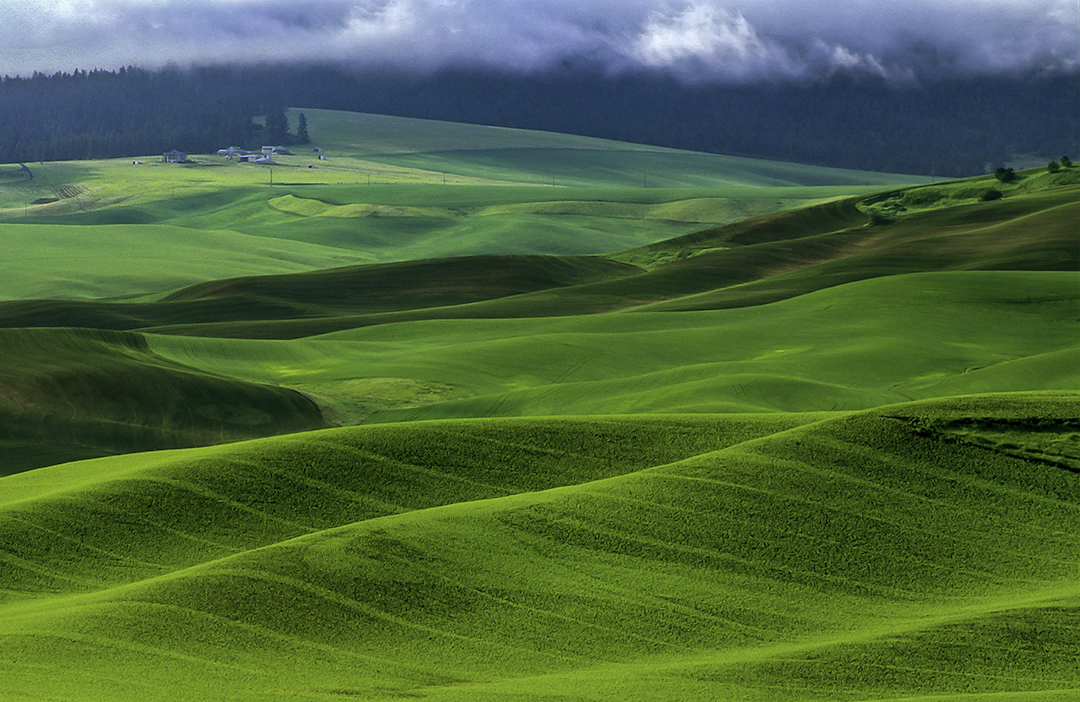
995,166,1018,183
0,63,1076,177
983,155,1072,200
263,109,309,146
1047,155,1072,173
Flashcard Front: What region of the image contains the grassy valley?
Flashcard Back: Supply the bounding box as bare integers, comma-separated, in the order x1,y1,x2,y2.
0,109,1076,701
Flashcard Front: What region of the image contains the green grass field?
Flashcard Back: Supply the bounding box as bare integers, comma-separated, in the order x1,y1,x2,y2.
0,109,1077,701
135,270,1076,426
1,395,1077,701
0,108,925,300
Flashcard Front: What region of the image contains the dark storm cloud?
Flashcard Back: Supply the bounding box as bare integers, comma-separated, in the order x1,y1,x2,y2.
2,1,1076,82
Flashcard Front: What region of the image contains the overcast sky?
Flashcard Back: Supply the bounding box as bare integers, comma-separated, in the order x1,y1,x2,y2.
2,0,1077,83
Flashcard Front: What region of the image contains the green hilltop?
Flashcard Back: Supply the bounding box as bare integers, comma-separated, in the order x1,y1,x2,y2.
0,109,1076,701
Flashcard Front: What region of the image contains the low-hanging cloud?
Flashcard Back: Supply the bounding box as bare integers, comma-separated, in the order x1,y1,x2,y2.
1,0,1076,83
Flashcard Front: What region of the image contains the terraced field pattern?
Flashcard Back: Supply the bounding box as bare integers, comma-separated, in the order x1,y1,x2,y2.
0,109,1077,701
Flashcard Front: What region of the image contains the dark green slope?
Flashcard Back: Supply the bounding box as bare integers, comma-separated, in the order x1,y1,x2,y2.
161,254,639,314
623,194,868,255
0,394,1076,701
0,328,326,476
0,255,639,335
641,184,1080,312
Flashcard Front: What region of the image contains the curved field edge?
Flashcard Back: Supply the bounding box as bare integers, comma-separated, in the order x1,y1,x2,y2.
0,392,1077,701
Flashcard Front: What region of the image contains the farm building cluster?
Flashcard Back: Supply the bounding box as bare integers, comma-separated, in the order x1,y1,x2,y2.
158,145,325,165
214,145,289,164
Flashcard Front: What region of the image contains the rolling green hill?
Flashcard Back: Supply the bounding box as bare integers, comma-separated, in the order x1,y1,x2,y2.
0,108,924,301
0,394,1076,701
0,159,1073,465
0,110,1076,702
143,270,1077,425
0,168,1072,337
283,108,923,189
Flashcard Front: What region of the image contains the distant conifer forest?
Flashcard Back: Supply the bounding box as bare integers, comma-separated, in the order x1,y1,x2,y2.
0,64,1075,177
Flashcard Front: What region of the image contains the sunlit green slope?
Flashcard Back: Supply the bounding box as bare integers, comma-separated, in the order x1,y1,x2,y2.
0,221,368,301
288,108,924,189
1,394,1076,701
144,270,1077,423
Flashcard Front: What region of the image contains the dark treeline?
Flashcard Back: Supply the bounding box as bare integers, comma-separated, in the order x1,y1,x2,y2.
1,63,1076,176
0,66,279,163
